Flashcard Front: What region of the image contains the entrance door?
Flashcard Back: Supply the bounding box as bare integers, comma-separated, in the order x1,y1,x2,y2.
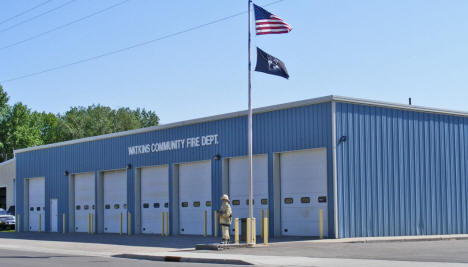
280,149,328,236
179,161,211,235
103,170,127,233
50,199,58,232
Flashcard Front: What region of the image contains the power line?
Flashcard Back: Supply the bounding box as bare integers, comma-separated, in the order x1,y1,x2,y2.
0,0,77,34
0,0,285,84
0,0,53,26
0,0,131,51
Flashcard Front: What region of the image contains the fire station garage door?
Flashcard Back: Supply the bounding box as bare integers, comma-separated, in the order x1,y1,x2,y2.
103,170,127,233
228,155,268,235
74,172,95,232
28,177,45,232
280,149,328,236
179,160,211,235
141,165,169,234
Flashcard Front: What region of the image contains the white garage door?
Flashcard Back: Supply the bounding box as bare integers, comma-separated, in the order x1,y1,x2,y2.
74,172,95,232
103,170,127,233
179,161,211,235
280,149,328,236
228,155,268,235
28,178,45,232
141,165,169,234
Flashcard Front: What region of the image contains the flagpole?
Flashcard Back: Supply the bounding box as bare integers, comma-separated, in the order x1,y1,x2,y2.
247,0,254,245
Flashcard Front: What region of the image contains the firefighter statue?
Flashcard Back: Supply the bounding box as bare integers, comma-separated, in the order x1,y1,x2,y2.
218,194,232,244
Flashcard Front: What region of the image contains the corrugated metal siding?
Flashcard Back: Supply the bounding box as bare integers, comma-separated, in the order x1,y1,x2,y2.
336,102,468,238
16,102,334,235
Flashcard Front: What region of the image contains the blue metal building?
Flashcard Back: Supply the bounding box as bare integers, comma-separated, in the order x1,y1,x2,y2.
14,95,468,238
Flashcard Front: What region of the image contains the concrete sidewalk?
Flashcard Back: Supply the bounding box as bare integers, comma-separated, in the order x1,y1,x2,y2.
0,232,468,266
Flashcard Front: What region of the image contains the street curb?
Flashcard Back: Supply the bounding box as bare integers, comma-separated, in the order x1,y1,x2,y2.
112,254,252,265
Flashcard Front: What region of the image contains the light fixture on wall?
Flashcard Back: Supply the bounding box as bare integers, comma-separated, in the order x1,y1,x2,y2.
213,154,221,161
338,135,347,144
64,170,69,176
127,163,132,169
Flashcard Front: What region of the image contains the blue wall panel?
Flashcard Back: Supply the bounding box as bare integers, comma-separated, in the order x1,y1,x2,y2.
336,102,468,238
16,102,334,236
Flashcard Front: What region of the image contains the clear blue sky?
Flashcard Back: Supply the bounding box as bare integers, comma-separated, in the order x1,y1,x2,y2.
1,0,467,124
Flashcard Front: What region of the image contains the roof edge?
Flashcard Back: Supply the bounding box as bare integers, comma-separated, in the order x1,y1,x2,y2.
0,158,15,167
331,95,468,117
14,95,334,154
14,95,468,154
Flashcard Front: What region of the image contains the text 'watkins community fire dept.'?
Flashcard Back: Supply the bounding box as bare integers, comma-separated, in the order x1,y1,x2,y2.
127,134,219,156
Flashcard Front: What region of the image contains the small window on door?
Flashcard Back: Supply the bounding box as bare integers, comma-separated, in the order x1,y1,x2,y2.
84,205,89,210
105,204,110,209
300,197,310,204
29,207,34,211
154,203,160,208
143,203,149,209
164,202,169,208
284,198,293,204
36,207,41,211
205,201,212,207
261,199,268,205
232,200,240,206
76,205,81,210
114,204,120,209
193,201,201,207
181,202,188,207
246,199,254,205
123,204,127,209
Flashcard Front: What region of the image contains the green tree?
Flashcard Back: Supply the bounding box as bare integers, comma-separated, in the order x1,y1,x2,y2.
0,103,43,161
35,111,61,144
0,85,10,156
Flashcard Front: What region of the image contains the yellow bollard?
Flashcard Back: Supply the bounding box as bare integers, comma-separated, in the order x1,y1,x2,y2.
120,212,123,235
127,212,131,236
319,208,323,239
38,213,42,232
263,217,268,245
161,212,165,236
261,210,264,239
234,218,239,244
165,212,169,236
203,210,207,237
252,218,256,244
246,218,251,244
214,211,218,237
62,214,66,234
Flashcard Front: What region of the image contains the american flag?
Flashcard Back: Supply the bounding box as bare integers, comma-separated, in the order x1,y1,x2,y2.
253,4,292,35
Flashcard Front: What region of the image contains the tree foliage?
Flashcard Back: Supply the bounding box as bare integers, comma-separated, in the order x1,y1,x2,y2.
0,85,159,162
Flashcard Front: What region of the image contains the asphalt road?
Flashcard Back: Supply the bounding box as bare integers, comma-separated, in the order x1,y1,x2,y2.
0,248,239,267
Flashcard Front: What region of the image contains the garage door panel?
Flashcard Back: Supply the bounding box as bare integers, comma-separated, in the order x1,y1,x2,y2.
103,170,127,233
228,155,268,235
74,173,95,232
280,149,328,237
141,165,169,234
28,178,45,232
179,161,212,235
